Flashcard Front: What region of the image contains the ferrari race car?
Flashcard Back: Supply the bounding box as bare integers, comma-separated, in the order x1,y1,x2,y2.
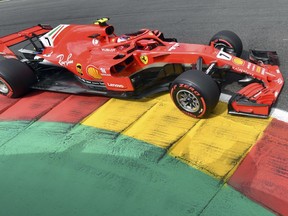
0,18,284,118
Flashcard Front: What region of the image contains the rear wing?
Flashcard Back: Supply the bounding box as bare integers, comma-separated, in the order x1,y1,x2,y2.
0,24,53,57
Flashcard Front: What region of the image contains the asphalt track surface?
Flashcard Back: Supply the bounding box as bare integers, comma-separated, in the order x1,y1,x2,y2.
0,0,287,112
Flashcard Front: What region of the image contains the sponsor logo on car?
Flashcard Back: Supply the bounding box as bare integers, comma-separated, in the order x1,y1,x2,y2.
233,57,245,66
92,39,99,46
57,53,73,66
140,55,148,64
76,63,83,75
101,48,116,52
107,83,125,88
86,65,102,79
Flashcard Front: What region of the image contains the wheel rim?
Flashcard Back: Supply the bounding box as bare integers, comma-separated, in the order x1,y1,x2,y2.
214,42,234,54
0,79,9,94
176,90,200,113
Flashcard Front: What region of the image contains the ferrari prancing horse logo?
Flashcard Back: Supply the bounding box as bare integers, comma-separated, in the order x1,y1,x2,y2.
140,55,148,64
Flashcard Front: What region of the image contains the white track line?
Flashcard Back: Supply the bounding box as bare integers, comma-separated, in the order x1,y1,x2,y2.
220,93,288,123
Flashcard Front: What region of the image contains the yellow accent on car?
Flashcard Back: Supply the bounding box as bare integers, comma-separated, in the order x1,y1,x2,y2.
233,57,245,66
94,17,109,25
140,55,148,64
87,66,102,79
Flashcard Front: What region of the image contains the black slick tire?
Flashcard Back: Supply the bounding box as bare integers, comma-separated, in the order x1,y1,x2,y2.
170,70,220,118
209,30,243,57
0,58,36,98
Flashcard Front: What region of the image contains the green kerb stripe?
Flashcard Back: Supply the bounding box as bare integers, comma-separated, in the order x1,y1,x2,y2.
0,121,274,216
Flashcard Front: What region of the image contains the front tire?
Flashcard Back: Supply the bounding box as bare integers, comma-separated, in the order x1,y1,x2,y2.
209,30,243,57
170,70,220,118
0,58,36,98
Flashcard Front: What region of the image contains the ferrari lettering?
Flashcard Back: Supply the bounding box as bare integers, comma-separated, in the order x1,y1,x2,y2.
57,53,73,66
232,66,249,74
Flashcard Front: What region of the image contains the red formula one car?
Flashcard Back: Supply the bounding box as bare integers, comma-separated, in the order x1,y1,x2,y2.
0,18,284,118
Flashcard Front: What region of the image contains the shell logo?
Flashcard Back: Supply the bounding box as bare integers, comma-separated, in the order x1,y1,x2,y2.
86,65,102,79
233,57,245,66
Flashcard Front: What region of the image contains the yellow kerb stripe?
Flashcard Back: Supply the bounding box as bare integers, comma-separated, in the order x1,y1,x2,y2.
82,98,157,132
82,94,271,179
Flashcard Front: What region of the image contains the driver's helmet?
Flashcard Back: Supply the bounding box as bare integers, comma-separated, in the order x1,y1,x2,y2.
117,36,130,43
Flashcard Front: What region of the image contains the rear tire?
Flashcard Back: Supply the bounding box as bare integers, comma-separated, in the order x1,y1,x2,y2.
170,70,220,118
209,30,243,57
0,59,36,98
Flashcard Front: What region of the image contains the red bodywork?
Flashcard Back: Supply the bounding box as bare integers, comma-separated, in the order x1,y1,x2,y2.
0,22,284,117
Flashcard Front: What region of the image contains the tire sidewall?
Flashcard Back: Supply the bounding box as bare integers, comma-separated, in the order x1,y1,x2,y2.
170,70,220,118
170,83,207,118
